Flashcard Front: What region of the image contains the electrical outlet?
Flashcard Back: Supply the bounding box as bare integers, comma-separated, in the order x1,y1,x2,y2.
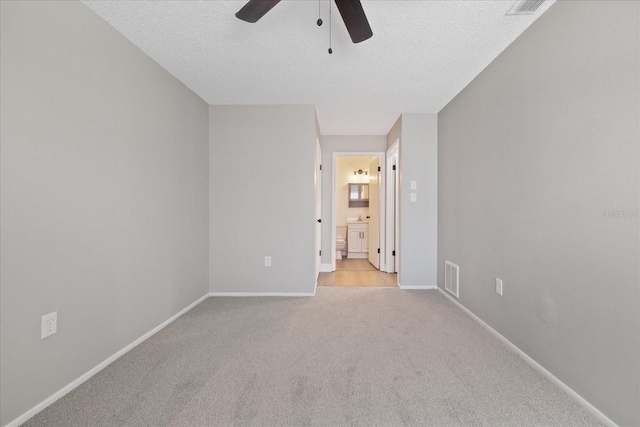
410,180,417,190
496,278,503,296
264,256,272,267
41,311,57,339
410,193,417,202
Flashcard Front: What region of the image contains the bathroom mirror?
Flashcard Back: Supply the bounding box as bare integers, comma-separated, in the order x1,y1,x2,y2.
348,184,369,207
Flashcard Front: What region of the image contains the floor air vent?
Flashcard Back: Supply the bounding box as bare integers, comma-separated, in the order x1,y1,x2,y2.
445,261,459,298
506,0,546,15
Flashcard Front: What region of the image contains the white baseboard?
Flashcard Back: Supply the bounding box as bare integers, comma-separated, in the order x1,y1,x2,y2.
5,293,209,427
436,287,618,427
319,263,333,272
399,285,437,290
209,292,315,297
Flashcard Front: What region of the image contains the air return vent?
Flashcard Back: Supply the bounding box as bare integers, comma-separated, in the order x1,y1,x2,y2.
506,0,546,15
445,261,459,298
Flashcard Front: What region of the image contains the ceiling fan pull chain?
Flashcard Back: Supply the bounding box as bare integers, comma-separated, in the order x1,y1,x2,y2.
317,0,322,26
328,0,333,54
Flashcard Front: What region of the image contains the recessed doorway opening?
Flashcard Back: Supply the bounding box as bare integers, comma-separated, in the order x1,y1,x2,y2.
317,151,398,287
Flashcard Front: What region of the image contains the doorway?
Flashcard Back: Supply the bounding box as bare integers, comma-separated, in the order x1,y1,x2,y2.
317,151,397,287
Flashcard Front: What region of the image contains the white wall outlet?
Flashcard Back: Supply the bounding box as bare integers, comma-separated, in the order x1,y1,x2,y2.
41,311,57,339
264,256,272,267
410,193,417,202
410,180,417,190
496,278,503,296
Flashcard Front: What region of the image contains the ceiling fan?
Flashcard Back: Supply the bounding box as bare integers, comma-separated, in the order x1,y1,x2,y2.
235,0,373,44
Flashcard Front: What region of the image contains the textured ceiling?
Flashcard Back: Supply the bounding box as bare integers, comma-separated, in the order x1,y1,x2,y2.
83,0,554,135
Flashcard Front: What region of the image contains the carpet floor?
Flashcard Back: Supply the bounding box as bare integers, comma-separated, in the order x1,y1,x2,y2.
24,288,601,427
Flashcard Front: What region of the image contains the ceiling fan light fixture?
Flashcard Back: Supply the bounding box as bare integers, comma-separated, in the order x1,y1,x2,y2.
235,0,281,23
235,0,372,47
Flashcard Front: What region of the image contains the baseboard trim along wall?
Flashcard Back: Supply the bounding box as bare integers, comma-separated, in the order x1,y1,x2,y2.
4,293,209,427
6,288,317,427
12,287,611,427
319,263,332,272
437,287,618,427
209,292,316,297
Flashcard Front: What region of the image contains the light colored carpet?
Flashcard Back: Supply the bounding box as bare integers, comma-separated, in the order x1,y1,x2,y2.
23,288,601,427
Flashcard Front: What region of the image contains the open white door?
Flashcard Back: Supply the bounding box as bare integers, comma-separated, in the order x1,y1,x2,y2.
368,157,380,269
315,139,322,283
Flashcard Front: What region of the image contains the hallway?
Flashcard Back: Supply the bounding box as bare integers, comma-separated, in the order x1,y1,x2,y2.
318,258,397,287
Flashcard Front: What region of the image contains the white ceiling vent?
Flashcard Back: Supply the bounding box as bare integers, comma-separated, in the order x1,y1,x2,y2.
506,0,546,15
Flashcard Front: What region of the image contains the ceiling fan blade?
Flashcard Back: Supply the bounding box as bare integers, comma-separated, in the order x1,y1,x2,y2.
334,0,373,43
235,0,281,23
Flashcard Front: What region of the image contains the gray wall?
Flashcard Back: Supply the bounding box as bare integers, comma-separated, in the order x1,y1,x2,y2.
437,1,639,425
386,116,402,151
0,1,210,425
209,106,317,294
385,115,438,288
398,114,438,288
320,136,388,264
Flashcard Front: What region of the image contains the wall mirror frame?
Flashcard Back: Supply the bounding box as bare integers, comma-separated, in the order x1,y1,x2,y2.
349,183,369,207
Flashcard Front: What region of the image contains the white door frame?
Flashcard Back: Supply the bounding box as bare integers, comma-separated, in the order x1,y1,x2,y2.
385,140,399,280
314,138,322,290
368,157,382,269
331,152,386,272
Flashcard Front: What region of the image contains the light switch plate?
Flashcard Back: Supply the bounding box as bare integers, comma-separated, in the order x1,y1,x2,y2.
410,180,417,190
496,278,503,296
410,193,417,202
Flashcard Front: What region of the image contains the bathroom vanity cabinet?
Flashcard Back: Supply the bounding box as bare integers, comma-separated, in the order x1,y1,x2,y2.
347,223,369,258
